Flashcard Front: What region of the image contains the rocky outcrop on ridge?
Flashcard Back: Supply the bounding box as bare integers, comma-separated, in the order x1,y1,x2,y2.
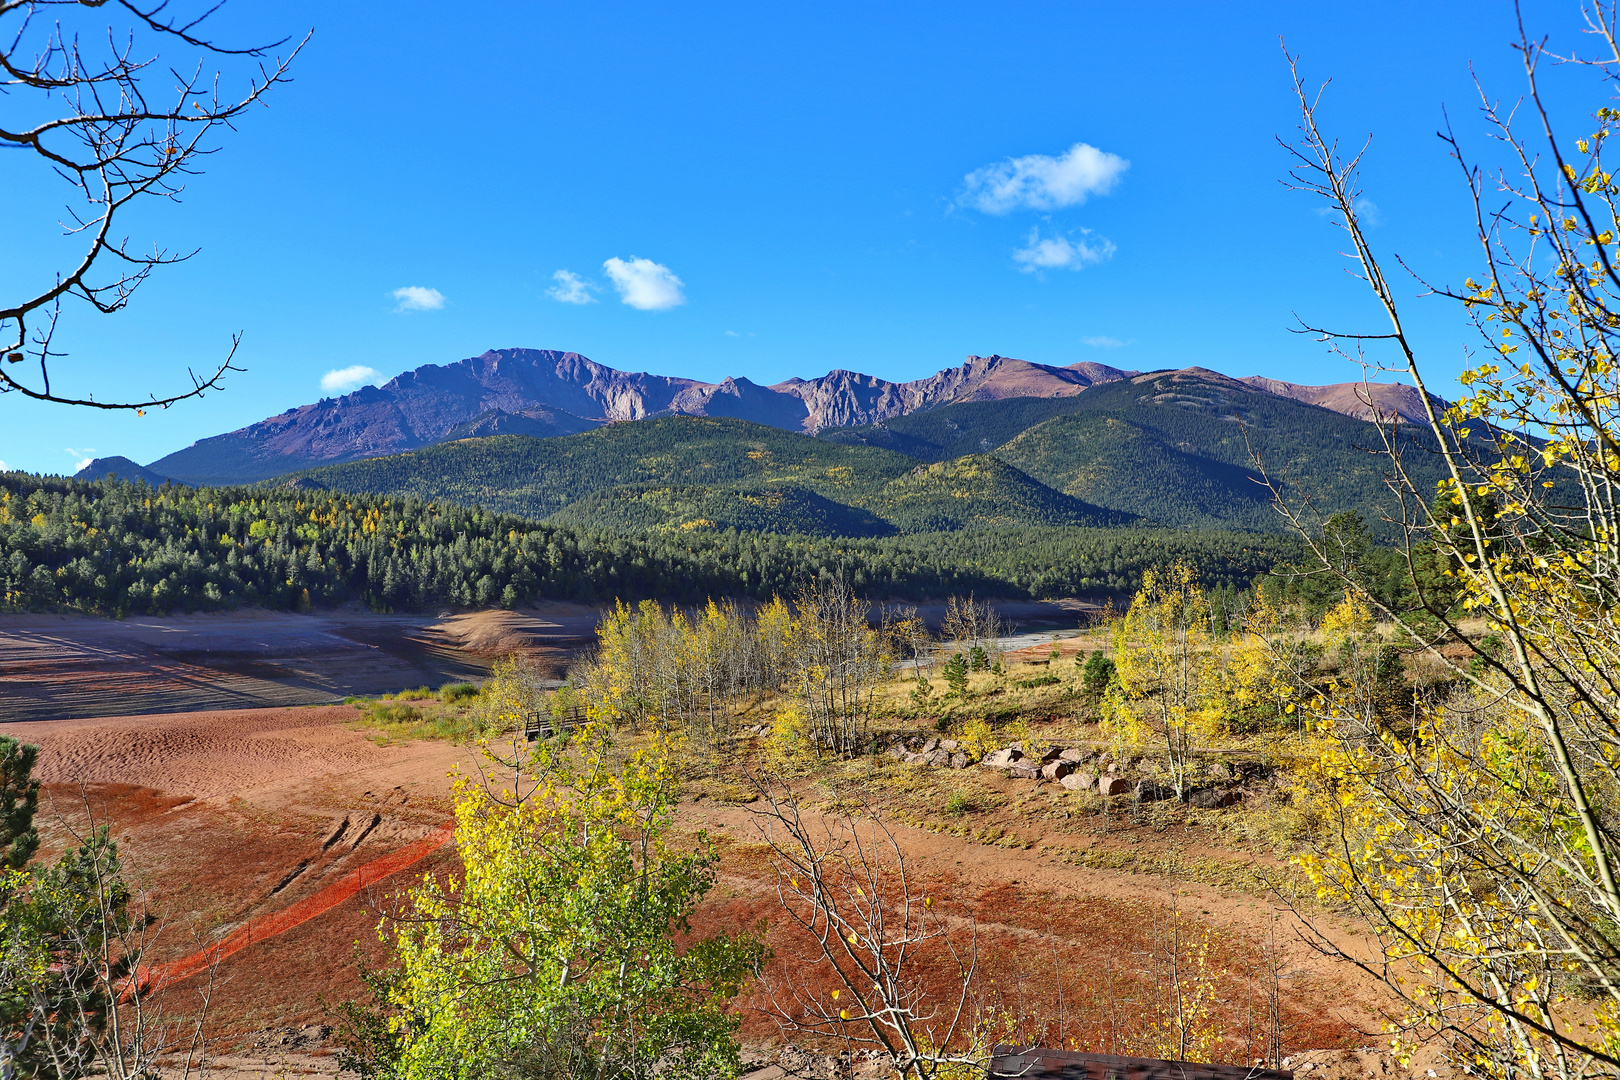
1239,375,1442,426
126,345,1442,487
141,350,1133,484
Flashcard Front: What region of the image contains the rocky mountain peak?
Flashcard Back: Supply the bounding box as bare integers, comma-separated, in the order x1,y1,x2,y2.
129,347,1436,487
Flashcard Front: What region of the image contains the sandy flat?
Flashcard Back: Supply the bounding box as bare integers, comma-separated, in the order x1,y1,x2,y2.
0,605,601,723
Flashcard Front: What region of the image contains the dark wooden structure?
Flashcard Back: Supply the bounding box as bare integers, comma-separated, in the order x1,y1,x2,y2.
986,1048,1295,1080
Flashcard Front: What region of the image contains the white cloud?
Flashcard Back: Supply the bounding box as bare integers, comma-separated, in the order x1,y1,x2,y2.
64,448,96,474
1013,228,1116,272
1315,197,1382,227
73,457,92,473
547,269,599,305
1083,335,1130,348
0,460,8,472
392,286,446,312
322,365,381,393
724,330,740,337
961,142,1129,214
603,257,686,311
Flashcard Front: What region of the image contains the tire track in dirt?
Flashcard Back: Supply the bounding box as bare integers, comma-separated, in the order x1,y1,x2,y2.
135,824,455,995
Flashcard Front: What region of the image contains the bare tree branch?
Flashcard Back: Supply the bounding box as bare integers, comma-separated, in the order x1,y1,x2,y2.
0,0,306,411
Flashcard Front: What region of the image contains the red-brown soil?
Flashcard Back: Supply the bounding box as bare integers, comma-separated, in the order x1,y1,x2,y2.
8,702,1402,1078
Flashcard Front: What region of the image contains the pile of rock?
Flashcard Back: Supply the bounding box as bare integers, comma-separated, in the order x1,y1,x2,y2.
883,733,1247,807
885,735,974,769
979,742,1244,806
742,723,774,738
981,742,1132,795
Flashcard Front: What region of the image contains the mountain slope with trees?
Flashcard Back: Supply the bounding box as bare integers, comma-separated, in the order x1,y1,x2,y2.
0,472,1298,614
285,417,920,522
273,371,1444,537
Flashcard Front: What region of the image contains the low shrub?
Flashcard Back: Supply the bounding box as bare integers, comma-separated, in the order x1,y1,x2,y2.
438,682,480,703
366,702,423,724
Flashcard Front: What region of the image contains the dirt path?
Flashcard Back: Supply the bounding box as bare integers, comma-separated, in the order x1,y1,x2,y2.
682,798,1390,1042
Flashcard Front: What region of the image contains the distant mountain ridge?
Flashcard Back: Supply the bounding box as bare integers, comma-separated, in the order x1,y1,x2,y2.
115,346,1436,486
1237,376,1442,425
280,368,1456,540
72,456,176,486
141,349,1136,484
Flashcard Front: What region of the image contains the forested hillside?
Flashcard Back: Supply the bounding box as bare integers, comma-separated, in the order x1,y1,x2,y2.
546,454,1132,536
817,394,1099,459
274,379,1440,538
287,417,918,520
0,473,1299,614
287,416,1127,536
823,368,1452,535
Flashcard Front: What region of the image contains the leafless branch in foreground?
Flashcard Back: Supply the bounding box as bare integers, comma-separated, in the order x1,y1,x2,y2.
0,0,306,411
744,777,1025,1079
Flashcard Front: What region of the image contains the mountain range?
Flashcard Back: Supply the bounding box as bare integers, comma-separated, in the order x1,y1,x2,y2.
64,348,1452,539
254,366,1449,539
73,348,1440,487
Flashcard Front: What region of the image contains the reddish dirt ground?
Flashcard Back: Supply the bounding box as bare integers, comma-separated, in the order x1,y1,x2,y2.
7,702,1403,1078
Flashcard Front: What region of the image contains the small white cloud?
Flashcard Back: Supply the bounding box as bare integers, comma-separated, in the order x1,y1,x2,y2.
1315,197,1382,227
724,330,740,337
0,460,8,472
64,447,96,470
961,142,1129,215
1083,335,1130,348
1013,228,1116,272
73,457,92,473
392,286,446,312
603,257,686,311
547,269,599,305
322,365,381,393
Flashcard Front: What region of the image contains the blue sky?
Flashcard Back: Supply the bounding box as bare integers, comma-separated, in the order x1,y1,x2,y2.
0,1,1586,475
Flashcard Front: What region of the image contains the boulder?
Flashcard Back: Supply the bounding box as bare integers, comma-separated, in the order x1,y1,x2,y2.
950,752,970,769
1041,760,1075,781
981,748,1021,769
922,737,940,753
1059,771,1094,791
1039,745,1066,763
1008,741,1025,754
1009,764,1043,780
887,745,905,760
925,749,951,767
939,739,958,752
1059,747,1087,763
1189,786,1242,809
1133,780,1176,803
903,752,923,765
1098,775,1130,797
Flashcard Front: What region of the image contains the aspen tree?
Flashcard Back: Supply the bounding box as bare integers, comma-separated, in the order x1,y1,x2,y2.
1104,562,1221,798
1281,19,1620,1077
